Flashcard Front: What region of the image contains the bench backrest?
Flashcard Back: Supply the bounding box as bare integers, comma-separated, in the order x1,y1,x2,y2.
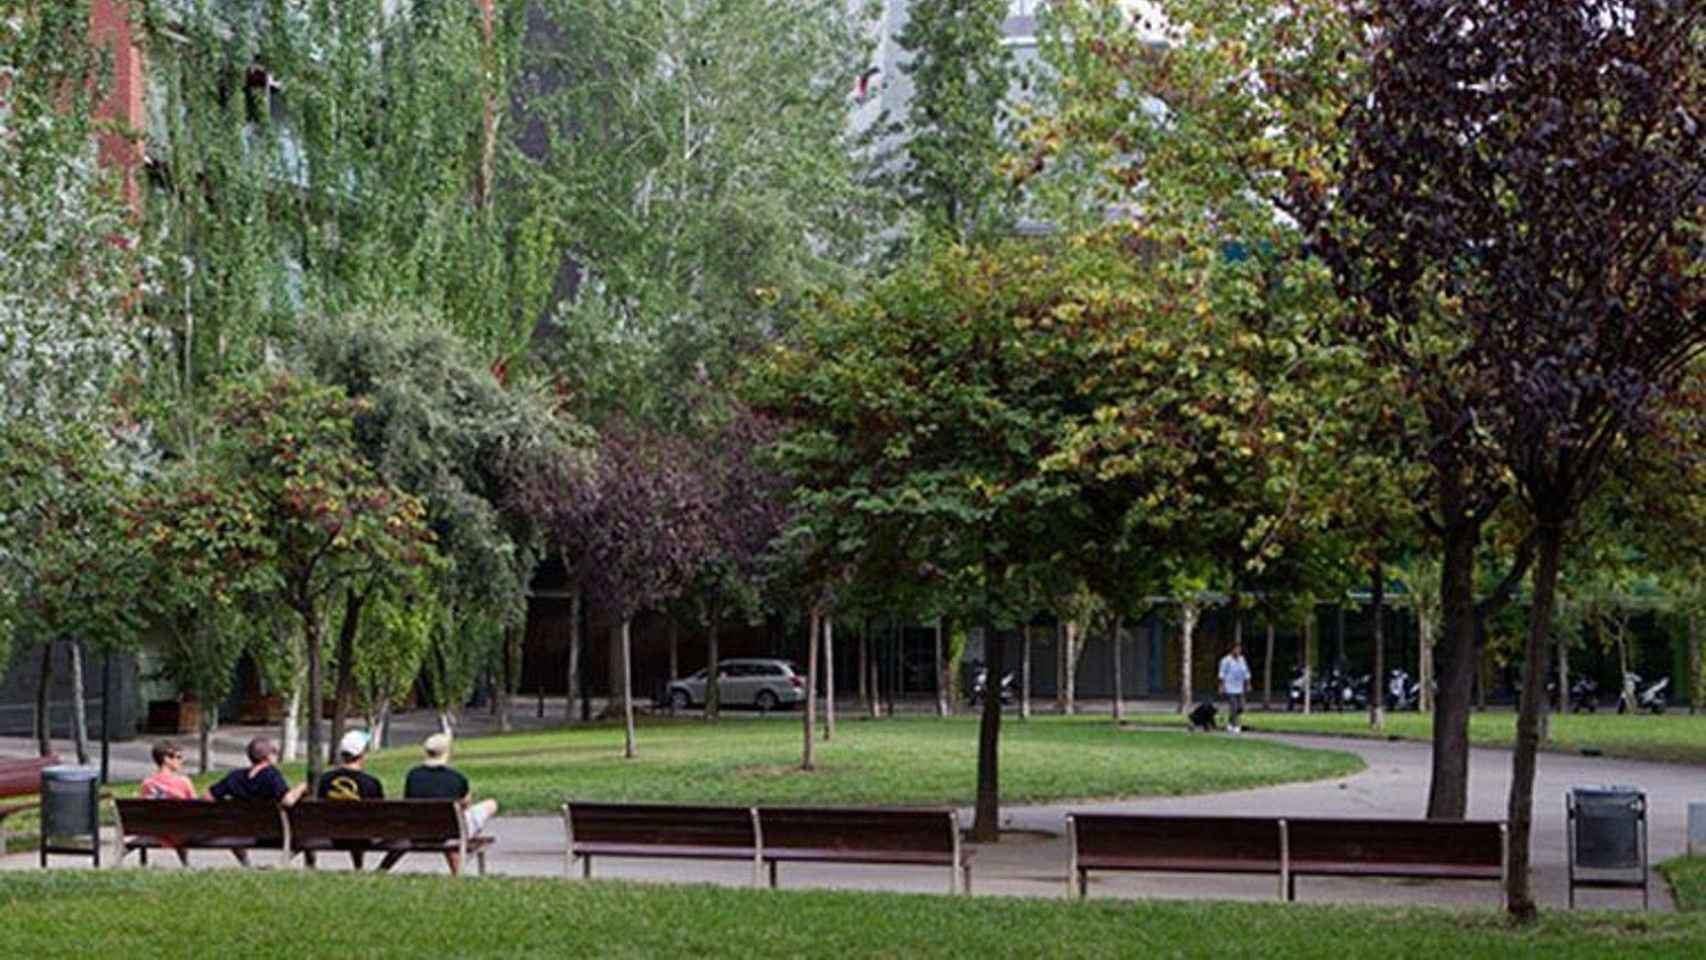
1071,814,1283,866
0,756,61,798
287,800,462,845
116,799,286,844
756,807,956,855
1286,817,1505,869
565,802,756,850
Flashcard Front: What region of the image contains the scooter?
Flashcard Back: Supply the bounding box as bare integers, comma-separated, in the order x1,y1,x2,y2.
1617,673,1668,714
1287,666,1309,711
1569,676,1599,713
1387,669,1421,711
967,667,1016,707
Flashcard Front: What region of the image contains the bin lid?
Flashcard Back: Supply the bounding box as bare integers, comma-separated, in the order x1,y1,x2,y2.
41,765,99,782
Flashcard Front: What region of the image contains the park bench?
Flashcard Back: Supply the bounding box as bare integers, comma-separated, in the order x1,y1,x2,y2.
1066,814,1287,899
286,800,492,876
1284,817,1506,904
1065,813,1507,905
1,755,63,855
561,802,761,884
114,799,287,866
756,806,973,894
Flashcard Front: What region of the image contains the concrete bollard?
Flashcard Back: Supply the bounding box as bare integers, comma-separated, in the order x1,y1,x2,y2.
1690,803,1706,857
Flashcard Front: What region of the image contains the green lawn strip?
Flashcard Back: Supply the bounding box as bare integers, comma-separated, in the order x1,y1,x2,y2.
1,871,1698,959
1137,710,1706,765
1660,857,1706,913
296,715,1362,814
4,717,1360,842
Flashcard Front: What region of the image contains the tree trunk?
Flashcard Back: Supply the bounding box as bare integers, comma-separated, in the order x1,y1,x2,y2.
802,607,819,771
823,615,836,740
1302,614,1314,714
607,623,629,717
1426,503,1480,820
857,620,869,711
1263,617,1276,710
199,707,213,776
1553,632,1568,736
1419,604,1435,713
1505,522,1564,921
499,624,521,733
282,686,302,762
303,609,326,787
1689,616,1700,716
1478,642,1491,713
620,618,636,759
1110,614,1124,723
666,616,679,714
1055,622,1068,715
70,640,90,765
972,614,1005,842
35,641,53,757
329,588,367,766
1370,563,1386,731
565,584,583,724
1616,619,1632,712
1020,625,1032,720
1178,603,1198,714
706,613,722,720
934,618,949,717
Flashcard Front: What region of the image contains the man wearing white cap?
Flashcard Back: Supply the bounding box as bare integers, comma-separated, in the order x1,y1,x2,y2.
379,732,497,875
316,729,385,869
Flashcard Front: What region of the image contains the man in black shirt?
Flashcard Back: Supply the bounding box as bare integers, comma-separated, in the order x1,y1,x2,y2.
207,736,308,866
379,732,497,875
316,729,385,868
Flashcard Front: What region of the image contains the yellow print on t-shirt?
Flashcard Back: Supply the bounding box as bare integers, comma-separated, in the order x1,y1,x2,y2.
325,775,362,800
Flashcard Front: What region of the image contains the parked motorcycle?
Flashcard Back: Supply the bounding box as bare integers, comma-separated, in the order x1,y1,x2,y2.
1617,672,1669,714
1569,676,1599,713
1387,669,1421,711
967,667,1016,707
1287,666,1309,711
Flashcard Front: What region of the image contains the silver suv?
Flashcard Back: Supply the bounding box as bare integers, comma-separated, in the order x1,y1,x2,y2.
667,659,807,712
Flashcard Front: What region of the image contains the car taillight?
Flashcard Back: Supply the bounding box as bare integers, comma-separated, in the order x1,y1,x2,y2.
789,676,804,688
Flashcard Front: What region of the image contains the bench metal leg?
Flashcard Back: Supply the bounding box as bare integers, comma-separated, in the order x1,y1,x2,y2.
139,847,148,868
582,855,592,880
1287,874,1296,902
1078,869,1088,899
963,865,972,896
477,851,487,877
768,860,779,889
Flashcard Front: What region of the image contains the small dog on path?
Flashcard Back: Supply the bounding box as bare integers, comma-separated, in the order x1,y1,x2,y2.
1188,700,1218,732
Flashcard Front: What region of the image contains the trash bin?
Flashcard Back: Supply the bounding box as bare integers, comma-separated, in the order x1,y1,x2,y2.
39,765,101,869
1566,785,1647,909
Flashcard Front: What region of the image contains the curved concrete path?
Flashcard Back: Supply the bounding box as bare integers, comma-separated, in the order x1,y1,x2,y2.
8,727,1694,912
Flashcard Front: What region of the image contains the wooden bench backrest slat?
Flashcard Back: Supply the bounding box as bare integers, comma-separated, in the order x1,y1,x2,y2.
1286,818,1503,868
0,756,61,799
757,807,953,855
116,800,284,840
287,801,461,842
1072,814,1282,864
568,803,754,849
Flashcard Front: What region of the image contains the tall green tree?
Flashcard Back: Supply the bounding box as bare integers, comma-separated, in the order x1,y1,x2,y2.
1300,2,1704,918
889,0,1017,244
133,372,438,784
525,0,877,424
753,238,1143,839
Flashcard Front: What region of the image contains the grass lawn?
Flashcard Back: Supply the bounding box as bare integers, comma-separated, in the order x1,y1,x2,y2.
3,871,1702,959
296,715,1364,814
1137,708,1706,765
1661,857,1706,913
0,717,1361,847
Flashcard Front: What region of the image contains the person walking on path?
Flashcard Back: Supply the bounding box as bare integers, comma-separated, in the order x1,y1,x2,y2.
1218,643,1250,733
379,732,497,876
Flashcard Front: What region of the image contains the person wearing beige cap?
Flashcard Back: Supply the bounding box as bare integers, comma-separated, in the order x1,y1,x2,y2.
378,732,497,875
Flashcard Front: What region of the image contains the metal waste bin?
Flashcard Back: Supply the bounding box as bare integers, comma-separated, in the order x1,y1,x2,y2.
1566,786,1647,909
39,765,101,869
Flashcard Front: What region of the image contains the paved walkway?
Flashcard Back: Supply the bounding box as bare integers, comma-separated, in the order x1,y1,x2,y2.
3,712,1693,912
